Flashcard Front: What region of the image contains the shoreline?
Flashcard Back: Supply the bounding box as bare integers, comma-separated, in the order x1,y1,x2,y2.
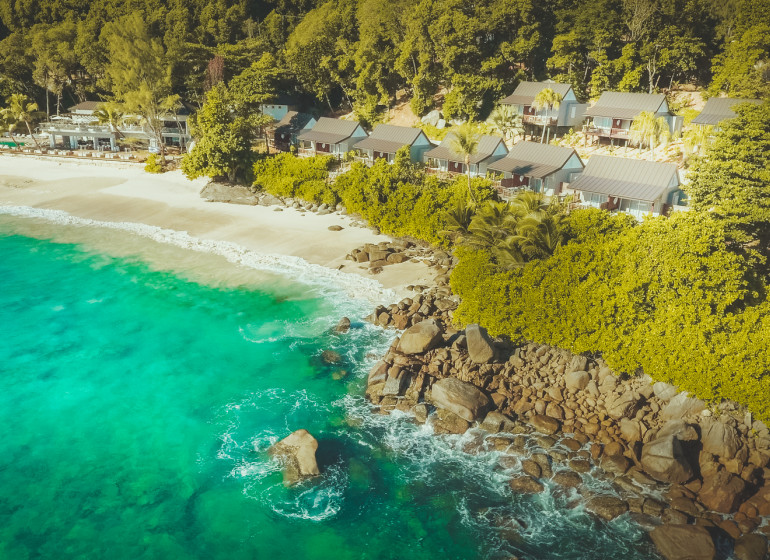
0,155,436,302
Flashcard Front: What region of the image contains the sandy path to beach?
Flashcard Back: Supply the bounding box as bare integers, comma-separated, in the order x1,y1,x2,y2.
0,156,435,296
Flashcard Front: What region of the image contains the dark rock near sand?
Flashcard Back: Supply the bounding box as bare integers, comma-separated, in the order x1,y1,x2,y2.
269,429,321,485
200,182,259,205
649,525,715,560
431,377,492,422
397,320,443,355
328,225,344,231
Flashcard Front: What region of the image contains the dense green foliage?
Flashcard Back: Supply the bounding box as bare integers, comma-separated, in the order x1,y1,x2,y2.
686,101,770,252
252,147,495,244
1,0,767,123
181,83,259,183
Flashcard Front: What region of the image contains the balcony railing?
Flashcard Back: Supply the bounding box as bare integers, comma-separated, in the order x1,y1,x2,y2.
522,115,558,127
586,127,630,139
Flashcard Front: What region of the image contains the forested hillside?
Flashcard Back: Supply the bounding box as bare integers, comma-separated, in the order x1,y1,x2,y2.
0,0,767,123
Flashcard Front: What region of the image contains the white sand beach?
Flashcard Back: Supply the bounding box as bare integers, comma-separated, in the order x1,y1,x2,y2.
0,155,435,298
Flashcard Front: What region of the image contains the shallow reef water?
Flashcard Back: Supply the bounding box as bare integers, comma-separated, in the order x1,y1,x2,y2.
0,214,660,560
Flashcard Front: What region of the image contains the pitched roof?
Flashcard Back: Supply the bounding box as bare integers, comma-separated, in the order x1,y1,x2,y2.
424,133,507,165
486,141,579,178
691,97,762,126
261,94,299,106
500,81,574,106
585,92,668,120
69,100,102,112
570,156,679,202
298,117,363,144
274,111,315,134
353,124,425,154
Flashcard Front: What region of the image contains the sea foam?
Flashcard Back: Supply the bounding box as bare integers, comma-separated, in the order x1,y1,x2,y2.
0,205,396,307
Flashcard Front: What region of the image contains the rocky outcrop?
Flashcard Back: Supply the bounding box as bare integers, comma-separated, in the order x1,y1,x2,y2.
734,534,768,560
361,300,770,546
269,429,321,485
334,317,351,333
649,525,716,560
640,435,695,484
430,377,492,422
200,182,258,205
397,320,443,355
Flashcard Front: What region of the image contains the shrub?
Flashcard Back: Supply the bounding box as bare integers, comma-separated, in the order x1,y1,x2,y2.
144,153,163,173
252,153,337,204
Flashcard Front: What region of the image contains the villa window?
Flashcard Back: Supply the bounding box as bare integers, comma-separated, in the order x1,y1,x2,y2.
593,117,612,130
618,198,652,219
583,192,608,208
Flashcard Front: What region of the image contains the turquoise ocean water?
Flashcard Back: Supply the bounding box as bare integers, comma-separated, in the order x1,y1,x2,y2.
0,213,660,560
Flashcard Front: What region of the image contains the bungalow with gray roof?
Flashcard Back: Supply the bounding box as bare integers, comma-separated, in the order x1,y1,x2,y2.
268,111,316,152
691,97,762,130
259,95,299,121
423,133,508,177
570,156,683,219
585,92,682,146
500,81,587,133
352,124,432,164
486,141,583,198
297,118,368,157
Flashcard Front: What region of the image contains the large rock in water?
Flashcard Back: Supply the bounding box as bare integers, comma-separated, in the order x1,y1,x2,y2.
268,429,321,485
649,525,716,560
640,435,694,484
431,377,492,422
734,534,769,560
586,496,629,520
465,324,495,364
701,418,740,459
397,320,443,355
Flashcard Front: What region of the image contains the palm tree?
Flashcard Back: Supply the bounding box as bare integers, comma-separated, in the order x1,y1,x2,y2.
442,198,476,242
531,88,563,144
513,212,567,260
629,111,671,161
93,102,125,138
682,125,713,164
0,111,19,149
3,94,44,149
449,123,481,203
488,104,524,144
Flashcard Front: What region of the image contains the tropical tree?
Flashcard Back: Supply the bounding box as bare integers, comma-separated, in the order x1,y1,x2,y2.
93,102,125,138
531,88,563,143
102,13,179,165
449,123,481,203
2,94,44,149
0,110,19,148
682,124,713,164
488,104,524,144
629,110,671,160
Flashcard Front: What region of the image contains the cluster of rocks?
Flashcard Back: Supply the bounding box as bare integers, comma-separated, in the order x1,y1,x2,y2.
344,240,455,281
200,182,347,216
362,316,770,560
367,291,459,330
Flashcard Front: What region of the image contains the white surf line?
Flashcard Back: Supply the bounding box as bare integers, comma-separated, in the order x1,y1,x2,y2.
0,205,397,306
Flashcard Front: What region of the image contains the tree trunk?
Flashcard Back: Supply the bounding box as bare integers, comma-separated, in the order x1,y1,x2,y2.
56,93,61,116
45,90,50,118
24,121,41,149
7,130,18,149
540,123,546,143
466,156,476,204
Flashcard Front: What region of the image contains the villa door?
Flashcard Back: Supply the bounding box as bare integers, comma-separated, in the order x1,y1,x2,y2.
448,160,464,173
512,174,530,187
316,143,331,153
